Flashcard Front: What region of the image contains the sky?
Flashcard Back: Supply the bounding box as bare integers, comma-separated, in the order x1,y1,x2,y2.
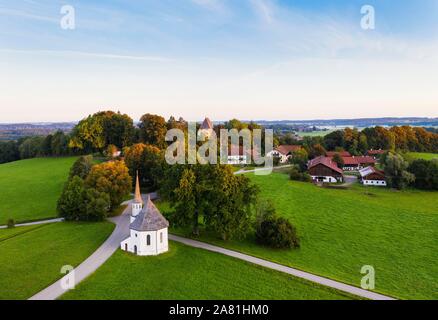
1,0,438,122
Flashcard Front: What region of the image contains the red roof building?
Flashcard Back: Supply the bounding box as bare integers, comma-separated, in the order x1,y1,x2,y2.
326,151,351,157
308,156,344,183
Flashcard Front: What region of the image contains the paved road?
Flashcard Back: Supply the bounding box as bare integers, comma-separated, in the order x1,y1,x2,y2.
343,175,358,186
29,207,131,300
0,218,64,229
169,234,396,301
235,165,293,175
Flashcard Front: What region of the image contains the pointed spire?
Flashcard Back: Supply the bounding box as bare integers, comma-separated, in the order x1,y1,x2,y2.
134,171,143,204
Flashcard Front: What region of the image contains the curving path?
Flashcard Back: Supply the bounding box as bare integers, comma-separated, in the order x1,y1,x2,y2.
29,206,132,300
29,192,395,301
0,218,64,229
169,235,395,301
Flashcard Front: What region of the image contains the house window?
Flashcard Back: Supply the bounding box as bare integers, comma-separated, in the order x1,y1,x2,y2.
160,232,163,243
147,235,151,246
135,233,137,237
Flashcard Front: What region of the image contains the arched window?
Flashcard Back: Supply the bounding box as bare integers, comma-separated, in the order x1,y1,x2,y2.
134,245,137,254
160,232,163,243
147,235,151,246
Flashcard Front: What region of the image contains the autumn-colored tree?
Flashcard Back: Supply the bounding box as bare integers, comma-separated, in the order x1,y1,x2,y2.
85,160,132,209
139,113,168,149
69,111,134,153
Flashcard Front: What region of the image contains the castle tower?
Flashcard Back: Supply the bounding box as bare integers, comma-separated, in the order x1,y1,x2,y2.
131,171,143,223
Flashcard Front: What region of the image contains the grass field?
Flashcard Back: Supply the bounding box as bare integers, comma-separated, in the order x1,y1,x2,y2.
296,130,334,137
159,173,438,300
61,241,354,300
0,221,114,300
0,157,77,224
405,152,438,161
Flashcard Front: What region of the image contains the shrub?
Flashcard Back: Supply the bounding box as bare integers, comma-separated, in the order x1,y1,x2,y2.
408,159,438,190
69,155,93,180
255,201,300,249
289,166,312,182
7,219,15,229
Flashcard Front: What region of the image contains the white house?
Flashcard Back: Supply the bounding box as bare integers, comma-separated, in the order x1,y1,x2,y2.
267,145,301,164
121,174,169,256
359,166,387,187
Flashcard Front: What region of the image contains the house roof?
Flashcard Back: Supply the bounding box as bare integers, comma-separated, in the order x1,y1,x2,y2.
275,145,301,155
354,156,376,165
308,156,344,174
130,196,169,232
359,166,385,179
329,155,376,166
200,117,213,130
326,151,351,157
367,149,386,155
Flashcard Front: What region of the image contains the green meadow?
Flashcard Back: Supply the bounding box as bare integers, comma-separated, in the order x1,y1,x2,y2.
405,152,438,161
159,173,438,300
61,241,354,300
0,222,114,300
0,157,77,224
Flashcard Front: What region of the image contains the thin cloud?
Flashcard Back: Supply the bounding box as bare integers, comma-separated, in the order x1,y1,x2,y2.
0,49,174,62
0,7,57,23
249,0,275,24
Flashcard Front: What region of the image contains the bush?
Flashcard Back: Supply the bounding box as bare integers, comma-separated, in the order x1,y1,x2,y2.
408,159,438,190
289,166,312,182
7,219,15,229
255,201,300,249
69,155,93,180
57,176,110,221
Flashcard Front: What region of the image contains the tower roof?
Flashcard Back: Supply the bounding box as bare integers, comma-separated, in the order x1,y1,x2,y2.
134,171,143,204
200,117,213,130
130,196,169,232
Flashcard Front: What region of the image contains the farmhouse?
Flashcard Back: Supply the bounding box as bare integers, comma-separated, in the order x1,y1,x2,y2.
227,145,258,165
308,156,344,183
367,149,386,159
359,166,387,187
267,145,301,164
121,174,169,256
340,156,376,171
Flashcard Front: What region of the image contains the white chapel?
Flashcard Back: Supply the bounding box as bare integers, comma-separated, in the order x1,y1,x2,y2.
121,173,169,256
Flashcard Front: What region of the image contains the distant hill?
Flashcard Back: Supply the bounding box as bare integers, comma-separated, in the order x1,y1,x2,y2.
256,117,438,127
0,123,76,141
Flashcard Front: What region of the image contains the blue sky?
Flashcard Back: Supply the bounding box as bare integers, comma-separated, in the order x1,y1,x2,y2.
1,0,437,122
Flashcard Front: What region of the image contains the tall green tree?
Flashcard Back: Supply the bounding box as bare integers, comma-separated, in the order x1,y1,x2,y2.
139,113,167,149
69,155,94,180
124,143,164,191
383,152,415,190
